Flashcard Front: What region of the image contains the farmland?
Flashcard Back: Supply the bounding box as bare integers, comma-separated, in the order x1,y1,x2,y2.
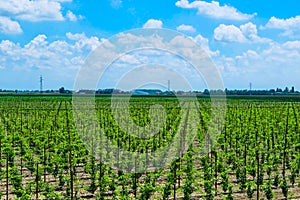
0,95,299,199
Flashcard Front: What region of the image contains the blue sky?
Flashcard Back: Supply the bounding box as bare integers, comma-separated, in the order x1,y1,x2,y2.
0,0,300,90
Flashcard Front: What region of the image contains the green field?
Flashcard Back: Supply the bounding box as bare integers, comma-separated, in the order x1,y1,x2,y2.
0,95,299,199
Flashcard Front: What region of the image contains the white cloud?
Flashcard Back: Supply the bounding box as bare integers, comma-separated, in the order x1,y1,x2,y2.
1,0,63,21
66,10,76,21
265,16,300,30
240,22,257,36
215,40,300,87
214,23,271,43
241,22,272,43
66,32,101,51
143,19,163,29
48,40,72,55
0,16,22,34
0,33,102,73
176,24,196,32
194,34,209,47
193,34,219,56
25,34,48,49
66,32,85,40
119,54,141,65
66,10,82,22
70,31,223,90
283,41,300,49
0,40,20,54
264,16,300,37
214,24,247,43
0,0,79,22
175,0,256,20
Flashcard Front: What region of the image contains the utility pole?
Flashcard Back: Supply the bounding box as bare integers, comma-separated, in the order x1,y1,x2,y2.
168,80,170,92
40,75,43,93
249,82,252,95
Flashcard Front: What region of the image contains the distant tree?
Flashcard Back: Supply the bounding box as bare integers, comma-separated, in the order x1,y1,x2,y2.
59,87,65,94
203,89,210,95
283,87,289,93
269,89,275,94
276,88,282,93
291,86,295,93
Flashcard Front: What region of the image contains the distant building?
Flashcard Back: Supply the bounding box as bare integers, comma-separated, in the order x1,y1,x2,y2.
75,90,95,94
131,89,162,95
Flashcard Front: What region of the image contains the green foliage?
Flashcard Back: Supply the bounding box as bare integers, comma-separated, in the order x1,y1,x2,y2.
225,184,233,200
246,181,255,199
221,171,229,192
263,181,274,200
280,178,289,199
0,96,299,199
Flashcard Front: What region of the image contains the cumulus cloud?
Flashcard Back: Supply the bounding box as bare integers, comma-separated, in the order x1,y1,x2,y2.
66,10,83,22
214,40,300,87
240,22,257,36
264,16,300,37
194,34,209,47
119,54,141,65
0,0,81,22
265,16,300,30
66,32,101,51
283,41,300,49
240,22,271,43
0,33,101,72
71,31,224,91
25,34,48,50
176,24,196,32
193,34,219,56
175,0,256,20
143,19,163,28
210,22,300,86
0,0,64,22
0,16,22,34
214,23,271,43
0,40,20,55
214,24,247,43
66,32,86,40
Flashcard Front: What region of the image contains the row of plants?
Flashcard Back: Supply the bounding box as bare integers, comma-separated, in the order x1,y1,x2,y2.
0,96,299,199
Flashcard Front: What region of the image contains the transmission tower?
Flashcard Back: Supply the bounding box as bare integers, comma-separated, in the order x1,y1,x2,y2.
40,75,43,93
